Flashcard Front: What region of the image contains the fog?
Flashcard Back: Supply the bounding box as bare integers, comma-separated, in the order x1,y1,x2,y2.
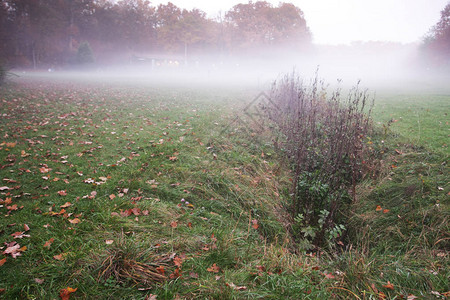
15,43,449,95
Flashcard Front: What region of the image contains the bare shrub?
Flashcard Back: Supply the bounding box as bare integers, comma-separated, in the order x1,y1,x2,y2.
267,72,374,249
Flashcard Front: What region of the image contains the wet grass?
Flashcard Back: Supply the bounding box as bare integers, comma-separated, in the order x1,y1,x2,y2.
0,74,448,299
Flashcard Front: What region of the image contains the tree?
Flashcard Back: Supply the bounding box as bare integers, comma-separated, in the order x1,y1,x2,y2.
76,41,94,64
224,1,311,55
156,2,182,53
422,2,450,68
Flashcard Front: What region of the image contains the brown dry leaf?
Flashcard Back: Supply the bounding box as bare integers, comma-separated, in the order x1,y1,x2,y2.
169,267,182,279
34,278,44,284
189,272,199,279
105,240,114,245
39,167,51,173
60,202,72,208
324,273,335,279
23,224,30,231
156,265,165,275
173,256,183,267
251,219,259,229
68,218,81,224
0,257,6,266
227,282,247,291
207,263,220,273
57,190,67,196
3,242,23,258
53,253,67,261
11,231,30,239
383,209,390,214
170,221,178,228
383,281,394,290
109,194,116,200
131,207,141,216
59,287,77,300
44,238,55,248
145,294,157,300
376,205,382,212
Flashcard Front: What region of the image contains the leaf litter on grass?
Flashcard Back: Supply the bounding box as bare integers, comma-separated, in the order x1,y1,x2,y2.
0,76,448,299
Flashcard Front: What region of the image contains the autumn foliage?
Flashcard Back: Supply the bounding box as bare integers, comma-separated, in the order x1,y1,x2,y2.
0,0,311,68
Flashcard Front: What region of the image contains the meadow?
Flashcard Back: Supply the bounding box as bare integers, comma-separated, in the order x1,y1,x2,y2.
0,73,448,299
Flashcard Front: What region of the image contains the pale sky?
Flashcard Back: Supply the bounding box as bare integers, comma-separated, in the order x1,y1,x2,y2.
150,0,449,45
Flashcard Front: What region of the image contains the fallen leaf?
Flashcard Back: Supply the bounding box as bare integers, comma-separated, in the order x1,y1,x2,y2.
59,287,77,300
53,253,67,261
11,231,30,239
173,256,183,267
131,207,141,216
68,218,81,224
34,278,44,284
0,257,6,266
324,273,335,279
376,205,382,211
156,265,165,275
144,294,157,300
39,167,51,173
383,209,390,214
0,186,9,191
57,190,67,196
169,267,182,279
251,219,259,229
189,272,199,279
23,224,30,231
60,202,72,208
170,221,178,228
44,238,55,248
3,242,23,258
227,282,247,291
109,194,116,200
105,240,114,245
383,281,394,290
207,263,220,273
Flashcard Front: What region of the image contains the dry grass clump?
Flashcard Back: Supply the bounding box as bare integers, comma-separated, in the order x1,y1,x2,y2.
96,233,175,287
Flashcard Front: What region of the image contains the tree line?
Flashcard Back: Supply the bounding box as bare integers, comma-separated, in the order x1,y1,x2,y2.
0,0,312,68
421,2,450,69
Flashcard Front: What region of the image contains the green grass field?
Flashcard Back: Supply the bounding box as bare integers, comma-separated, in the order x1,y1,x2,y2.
0,73,448,299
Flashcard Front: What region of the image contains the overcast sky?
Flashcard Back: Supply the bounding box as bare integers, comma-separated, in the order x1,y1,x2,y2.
150,0,448,45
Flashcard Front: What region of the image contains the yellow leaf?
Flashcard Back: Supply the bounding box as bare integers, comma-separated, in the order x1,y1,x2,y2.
59,287,77,300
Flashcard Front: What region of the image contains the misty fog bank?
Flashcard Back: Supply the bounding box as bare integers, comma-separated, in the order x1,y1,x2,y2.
11,43,450,95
